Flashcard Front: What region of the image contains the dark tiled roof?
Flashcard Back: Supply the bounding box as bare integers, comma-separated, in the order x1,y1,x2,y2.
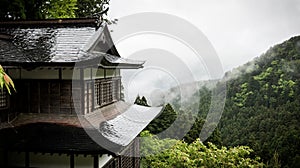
81,51,145,69
0,102,162,154
0,19,144,68
0,26,95,63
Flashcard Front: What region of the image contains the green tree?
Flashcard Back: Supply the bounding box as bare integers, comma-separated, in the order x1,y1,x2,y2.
145,103,177,135
0,0,110,20
140,131,264,168
0,65,15,94
134,95,150,107
42,0,78,18
76,0,110,18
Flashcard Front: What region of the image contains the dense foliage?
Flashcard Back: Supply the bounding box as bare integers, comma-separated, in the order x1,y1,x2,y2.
134,95,150,107
140,131,264,168
0,0,109,20
160,36,300,167
219,36,300,167
145,103,177,135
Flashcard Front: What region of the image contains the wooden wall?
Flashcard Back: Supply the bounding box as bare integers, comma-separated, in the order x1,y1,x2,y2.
9,80,82,115
102,137,140,168
2,77,121,118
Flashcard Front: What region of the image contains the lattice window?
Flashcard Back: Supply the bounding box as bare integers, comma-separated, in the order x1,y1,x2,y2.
0,90,7,108
94,78,120,107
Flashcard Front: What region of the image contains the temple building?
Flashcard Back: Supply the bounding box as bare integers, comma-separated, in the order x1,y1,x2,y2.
0,18,162,168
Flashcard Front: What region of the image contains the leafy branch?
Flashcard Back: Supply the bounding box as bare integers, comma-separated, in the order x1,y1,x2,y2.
0,65,16,94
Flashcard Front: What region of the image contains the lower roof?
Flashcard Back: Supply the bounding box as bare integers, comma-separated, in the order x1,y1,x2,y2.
0,101,162,155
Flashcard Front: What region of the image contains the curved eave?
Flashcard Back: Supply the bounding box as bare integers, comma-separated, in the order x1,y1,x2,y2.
98,105,163,147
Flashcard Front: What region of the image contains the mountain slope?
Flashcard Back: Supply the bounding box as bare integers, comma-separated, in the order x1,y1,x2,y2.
219,36,300,167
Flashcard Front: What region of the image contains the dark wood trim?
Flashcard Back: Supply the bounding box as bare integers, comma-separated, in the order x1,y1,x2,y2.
70,154,74,168
80,68,85,115
59,68,62,80
119,78,122,101
86,83,90,114
119,156,122,168
27,83,30,113
93,155,99,168
3,149,8,168
91,80,95,112
25,151,30,168
19,67,21,79
38,82,40,113
47,82,50,113
90,68,92,80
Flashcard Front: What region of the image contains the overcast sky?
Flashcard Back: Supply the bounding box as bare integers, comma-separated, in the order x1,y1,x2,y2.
107,0,300,103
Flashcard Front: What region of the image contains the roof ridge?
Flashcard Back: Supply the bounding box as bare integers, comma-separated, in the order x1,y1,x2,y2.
0,18,100,28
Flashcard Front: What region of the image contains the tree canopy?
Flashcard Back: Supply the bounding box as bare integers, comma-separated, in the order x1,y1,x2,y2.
167,36,300,167
0,0,110,20
140,131,265,168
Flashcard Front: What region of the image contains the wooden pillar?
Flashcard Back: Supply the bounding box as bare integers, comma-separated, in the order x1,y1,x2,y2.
91,68,95,112
3,149,8,168
25,151,30,168
91,80,95,112
86,83,89,114
70,154,74,168
80,68,85,115
93,155,99,168
119,78,121,101
38,82,41,113
59,68,62,80
27,82,30,113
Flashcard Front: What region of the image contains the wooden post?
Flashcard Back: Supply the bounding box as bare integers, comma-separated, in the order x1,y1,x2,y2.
3,149,8,168
70,154,74,168
86,83,89,114
25,151,29,168
27,82,30,113
38,82,40,113
59,68,62,80
93,155,99,168
91,80,95,112
80,68,85,115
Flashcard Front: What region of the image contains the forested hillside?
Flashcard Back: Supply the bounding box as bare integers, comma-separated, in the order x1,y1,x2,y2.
220,36,300,167
140,36,300,167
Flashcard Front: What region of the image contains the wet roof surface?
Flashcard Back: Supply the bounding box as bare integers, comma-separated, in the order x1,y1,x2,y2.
0,102,162,154
0,26,95,63
0,21,144,68
99,105,162,146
